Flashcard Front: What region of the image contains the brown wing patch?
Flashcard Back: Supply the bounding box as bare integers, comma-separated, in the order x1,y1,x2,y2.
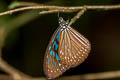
43,28,70,79
44,50,69,79
58,27,91,67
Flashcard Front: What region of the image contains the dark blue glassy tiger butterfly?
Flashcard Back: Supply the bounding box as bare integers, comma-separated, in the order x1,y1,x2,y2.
43,17,91,79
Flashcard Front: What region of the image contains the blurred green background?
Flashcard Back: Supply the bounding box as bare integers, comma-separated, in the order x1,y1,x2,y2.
0,0,120,80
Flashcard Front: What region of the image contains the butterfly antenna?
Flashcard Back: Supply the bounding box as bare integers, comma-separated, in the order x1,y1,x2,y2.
58,12,60,19
68,16,70,22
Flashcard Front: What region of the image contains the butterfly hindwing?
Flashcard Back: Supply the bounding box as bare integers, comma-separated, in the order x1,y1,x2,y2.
58,27,91,67
43,28,70,79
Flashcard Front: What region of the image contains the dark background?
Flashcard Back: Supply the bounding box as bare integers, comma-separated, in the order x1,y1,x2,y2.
0,0,120,80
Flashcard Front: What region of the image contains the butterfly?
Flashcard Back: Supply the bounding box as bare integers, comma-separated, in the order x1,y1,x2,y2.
43,17,91,79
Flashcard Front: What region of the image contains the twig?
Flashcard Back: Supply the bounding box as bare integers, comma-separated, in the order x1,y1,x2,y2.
0,70,120,80
59,70,120,80
0,28,31,80
9,1,41,9
69,6,87,25
0,5,120,16
39,9,77,14
0,74,13,80
0,28,5,57
0,51,31,80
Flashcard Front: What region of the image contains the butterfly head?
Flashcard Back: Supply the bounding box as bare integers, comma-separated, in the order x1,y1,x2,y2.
59,17,69,29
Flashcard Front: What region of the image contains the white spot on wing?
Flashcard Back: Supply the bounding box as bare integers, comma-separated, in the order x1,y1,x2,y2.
83,51,85,54
68,57,69,60
78,51,80,54
74,60,76,62
74,56,77,58
62,52,64,55
79,57,81,58
51,70,53,72
82,54,84,56
59,63,61,66
81,47,84,50
80,49,82,51
72,56,74,59
84,49,87,51
65,56,67,59
60,50,62,54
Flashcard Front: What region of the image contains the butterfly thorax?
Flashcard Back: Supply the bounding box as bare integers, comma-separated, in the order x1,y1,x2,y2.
58,17,70,31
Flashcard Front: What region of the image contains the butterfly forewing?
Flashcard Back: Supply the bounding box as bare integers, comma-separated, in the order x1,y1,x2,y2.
44,17,91,79
58,27,91,67
43,28,70,79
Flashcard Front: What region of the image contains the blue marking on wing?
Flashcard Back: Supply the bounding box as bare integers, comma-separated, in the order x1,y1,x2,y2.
53,41,58,51
50,51,52,56
57,31,60,41
54,62,56,65
53,51,55,57
52,39,54,43
49,46,52,50
56,54,60,61
53,41,56,49
48,59,50,64
52,29,60,43
52,64,54,67
52,30,59,43
54,41,56,46
55,44,58,51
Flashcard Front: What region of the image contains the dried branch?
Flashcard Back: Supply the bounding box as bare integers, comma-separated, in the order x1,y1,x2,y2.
39,9,77,15
0,28,31,80
0,3,120,80
59,70,120,80
0,70,120,80
0,57,31,80
0,74,13,80
9,1,40,9
0,4,120,16
69,7,87,25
